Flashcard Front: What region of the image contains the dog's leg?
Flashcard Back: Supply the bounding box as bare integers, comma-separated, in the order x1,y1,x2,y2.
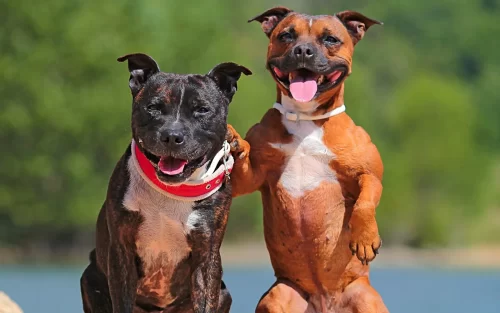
349,173,383,265
190,253,222,313
189,197,231,313
161,300,194,313
107,243,139,313
80,252,112,313
226,124,267,197
255,279,312,313
106,210,141,313
217,280,232,313
340,277,389,313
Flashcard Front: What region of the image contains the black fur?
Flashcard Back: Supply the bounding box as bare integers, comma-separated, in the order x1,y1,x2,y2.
80,53,251,313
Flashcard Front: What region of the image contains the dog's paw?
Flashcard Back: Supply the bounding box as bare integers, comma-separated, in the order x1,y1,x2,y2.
349,218,382,265
226,124,250,160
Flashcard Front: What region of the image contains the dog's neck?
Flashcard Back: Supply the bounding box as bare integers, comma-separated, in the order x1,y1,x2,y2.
275,84,345,119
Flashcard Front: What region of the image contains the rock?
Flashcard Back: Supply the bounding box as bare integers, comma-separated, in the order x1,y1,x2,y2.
0,292,23,313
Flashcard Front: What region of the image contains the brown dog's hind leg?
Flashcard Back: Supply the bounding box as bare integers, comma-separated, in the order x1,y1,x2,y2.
255,279,312,313
341,277,389,313
80,254,112,313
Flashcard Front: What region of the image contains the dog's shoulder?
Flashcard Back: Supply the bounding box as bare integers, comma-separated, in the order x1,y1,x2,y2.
247,108,287,145
105,144,132,202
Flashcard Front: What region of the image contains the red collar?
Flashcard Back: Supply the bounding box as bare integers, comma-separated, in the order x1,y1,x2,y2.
131,140,233,201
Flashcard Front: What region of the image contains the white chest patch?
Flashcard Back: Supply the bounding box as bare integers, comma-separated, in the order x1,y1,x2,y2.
123,157,201,263
124,157,196,219
270,116,338,198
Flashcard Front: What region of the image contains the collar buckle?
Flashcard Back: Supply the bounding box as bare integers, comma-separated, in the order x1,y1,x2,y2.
285,111,300,121
222,140,231,181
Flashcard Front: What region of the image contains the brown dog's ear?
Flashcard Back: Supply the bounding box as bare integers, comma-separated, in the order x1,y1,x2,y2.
208,63,252,101
248,7,293,37
335,11,382,45
117,53,160,96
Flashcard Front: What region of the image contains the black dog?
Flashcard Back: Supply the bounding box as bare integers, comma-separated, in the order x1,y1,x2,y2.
80,53,251,313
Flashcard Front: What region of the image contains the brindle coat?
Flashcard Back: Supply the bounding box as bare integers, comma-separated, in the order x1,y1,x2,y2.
80,53,251,313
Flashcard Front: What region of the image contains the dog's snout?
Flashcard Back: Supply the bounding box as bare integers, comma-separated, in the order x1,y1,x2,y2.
293,44,314,59
161,131,185,145
160,124,186,146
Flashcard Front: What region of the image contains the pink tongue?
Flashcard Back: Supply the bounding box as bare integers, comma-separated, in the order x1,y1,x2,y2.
158,157,188,175
289,76,318,103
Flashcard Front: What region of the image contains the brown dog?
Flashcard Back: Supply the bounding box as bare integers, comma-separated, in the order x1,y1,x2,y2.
227,7,388,313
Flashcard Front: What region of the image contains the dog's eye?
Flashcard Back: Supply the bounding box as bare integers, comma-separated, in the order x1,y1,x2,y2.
278,32,294,43
194,106,210,114
324,35,341,46
147,103,160,111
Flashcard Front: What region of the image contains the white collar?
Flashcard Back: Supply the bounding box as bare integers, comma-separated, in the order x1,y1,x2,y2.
273,102,346,121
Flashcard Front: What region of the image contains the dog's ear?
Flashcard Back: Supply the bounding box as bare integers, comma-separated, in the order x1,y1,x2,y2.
117,53,160,96
248,7,293,37
208,63,252,101
335,11,382,45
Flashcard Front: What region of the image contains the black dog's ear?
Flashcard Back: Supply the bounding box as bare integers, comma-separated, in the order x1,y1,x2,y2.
208,63,252,101
248,7,293,37
336,11,382,45
117,53,160,96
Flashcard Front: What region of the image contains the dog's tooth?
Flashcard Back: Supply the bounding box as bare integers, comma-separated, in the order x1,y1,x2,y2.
288,72,293,81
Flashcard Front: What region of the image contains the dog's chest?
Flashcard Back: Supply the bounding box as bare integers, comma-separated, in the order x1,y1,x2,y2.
124,158,200,268
270,117,338,198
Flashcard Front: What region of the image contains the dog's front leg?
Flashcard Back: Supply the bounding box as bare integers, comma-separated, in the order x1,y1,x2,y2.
189,201,229,313
108,243,138,313
226,124,267,197
349,173,383,265
107,211,140,313
191,250,223,313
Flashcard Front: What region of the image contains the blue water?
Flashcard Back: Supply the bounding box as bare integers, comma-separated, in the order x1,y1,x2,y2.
0,266,499,313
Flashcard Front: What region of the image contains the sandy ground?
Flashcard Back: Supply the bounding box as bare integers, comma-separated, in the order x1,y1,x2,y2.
0,292,23,313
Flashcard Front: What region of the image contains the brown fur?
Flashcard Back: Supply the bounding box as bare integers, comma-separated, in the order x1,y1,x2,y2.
227,7,387,313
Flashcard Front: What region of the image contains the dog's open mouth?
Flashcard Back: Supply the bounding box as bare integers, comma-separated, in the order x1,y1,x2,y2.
143,149,206,182
158,156,188,175
272,67,347,103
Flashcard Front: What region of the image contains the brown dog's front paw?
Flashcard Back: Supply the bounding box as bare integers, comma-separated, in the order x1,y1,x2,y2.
349,235,382,265
349,218,382,265
226,124,250,160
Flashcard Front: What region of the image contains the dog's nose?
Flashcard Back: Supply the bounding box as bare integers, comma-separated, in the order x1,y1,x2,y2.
293,44,314,59
160,130,185,145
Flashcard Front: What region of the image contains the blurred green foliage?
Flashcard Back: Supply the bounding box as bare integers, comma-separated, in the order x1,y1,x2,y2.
1,0,499,252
